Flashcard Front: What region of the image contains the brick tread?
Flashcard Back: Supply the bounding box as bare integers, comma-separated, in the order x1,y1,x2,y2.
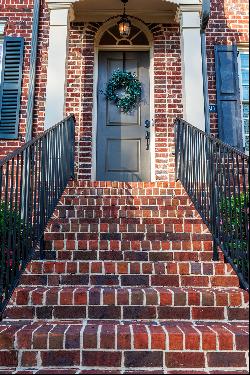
39,250,224,263
43,241,212,250
0,370,249,374
9,286,248,308
18,272,240,288
25,260,236,276
0,320,248,351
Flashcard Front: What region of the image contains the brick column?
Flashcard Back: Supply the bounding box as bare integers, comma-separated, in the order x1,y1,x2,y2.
44,1,76,129
179,5,205,131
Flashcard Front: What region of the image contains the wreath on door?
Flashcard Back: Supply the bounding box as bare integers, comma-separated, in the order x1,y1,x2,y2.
103,69,142,114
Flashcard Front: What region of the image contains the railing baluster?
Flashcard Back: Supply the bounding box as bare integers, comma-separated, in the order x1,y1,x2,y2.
12,154,20,281
3,162,10,294
8,158,15,288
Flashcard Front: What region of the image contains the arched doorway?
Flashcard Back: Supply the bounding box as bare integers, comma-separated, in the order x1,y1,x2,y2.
93,19,154,182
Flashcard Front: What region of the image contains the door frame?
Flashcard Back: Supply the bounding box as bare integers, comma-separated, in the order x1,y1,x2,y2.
91,21,155,181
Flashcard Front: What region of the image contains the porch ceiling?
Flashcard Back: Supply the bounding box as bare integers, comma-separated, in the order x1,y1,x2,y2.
72,0,180,23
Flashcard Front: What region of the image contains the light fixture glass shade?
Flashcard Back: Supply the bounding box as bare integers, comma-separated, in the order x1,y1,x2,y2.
118,16,131,37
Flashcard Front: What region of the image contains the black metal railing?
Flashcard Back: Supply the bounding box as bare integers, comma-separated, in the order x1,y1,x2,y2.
175,118,249,291
0,115,75,316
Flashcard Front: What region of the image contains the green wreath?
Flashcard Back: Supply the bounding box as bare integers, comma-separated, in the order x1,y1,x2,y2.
103,69,142,113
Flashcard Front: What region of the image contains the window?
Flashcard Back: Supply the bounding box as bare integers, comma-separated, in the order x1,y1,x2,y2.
0,22,5,85
99,24,149,46
0,42,3,84
239,50,249,153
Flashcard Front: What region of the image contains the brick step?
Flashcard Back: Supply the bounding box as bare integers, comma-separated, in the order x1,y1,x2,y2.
44,232,212,242
0,321,248,370
0,369,248,375
38,250,222,262
56,204,195,211
7,303,246,321
54,208,200,219
19,270,240,288
25,260,235,276
59,196,192,206
46,223,208,234
8,285,249,314
43,239,214,252
68,180,179,187
63,184,185,192
59,190,191,198
65,180,185,192
48,217,205,226
9,286,248,308
6,286,248,321
47,216,206,225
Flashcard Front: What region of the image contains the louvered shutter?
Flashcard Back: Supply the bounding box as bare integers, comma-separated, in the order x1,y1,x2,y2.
214,45,243,150
0,37,24,139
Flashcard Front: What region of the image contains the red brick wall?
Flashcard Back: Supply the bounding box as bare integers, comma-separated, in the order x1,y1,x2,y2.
207,0,249,136
0,0,49,159
65,22,95,180
153,24,182,181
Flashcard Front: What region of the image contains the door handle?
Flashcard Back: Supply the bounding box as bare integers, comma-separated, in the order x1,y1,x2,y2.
145,130,150,150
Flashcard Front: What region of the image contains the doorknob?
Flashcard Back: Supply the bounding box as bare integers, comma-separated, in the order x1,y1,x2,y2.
145,130,150,150
145,120,150,128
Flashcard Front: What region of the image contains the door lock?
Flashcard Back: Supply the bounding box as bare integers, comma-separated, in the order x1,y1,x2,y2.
145,120,150,128
145,130,150,150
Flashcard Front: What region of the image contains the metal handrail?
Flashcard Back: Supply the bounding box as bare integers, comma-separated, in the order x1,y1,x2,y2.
175,118,249,291
0,115,75,316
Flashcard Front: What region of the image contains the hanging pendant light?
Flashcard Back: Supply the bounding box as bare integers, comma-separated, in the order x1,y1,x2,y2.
118,0,131,38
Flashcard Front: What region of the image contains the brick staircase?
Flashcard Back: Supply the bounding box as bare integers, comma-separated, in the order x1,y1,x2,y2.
0,181,249,374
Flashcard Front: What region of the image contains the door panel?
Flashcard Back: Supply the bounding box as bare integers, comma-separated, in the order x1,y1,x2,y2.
97,51,150,182
106,139,140,173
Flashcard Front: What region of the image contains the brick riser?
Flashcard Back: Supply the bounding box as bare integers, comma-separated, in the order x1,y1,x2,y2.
0,181,249,373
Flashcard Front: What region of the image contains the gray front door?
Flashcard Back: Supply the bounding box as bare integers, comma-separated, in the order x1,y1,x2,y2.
97,51,151,182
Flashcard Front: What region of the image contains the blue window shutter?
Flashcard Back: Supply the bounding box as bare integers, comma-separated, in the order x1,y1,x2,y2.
0,37,24,139
214,45,243,150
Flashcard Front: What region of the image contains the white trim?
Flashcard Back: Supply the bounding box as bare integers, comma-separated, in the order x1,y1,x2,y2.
238,48,249,153
0,21,6,37
91,48,99,181
46,0,77,10
0,22,5,85
44,7,70,129
94,18,154,48
74,9,177,23
179,8,205,130
98,45,151,52
46,0,201,23
91,20,155,181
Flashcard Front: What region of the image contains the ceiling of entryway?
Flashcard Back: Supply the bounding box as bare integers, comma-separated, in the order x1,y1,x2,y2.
72,0,179,23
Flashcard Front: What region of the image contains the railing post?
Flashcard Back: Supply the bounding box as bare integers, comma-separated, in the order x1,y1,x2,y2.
210,142,219,261
70,115,75,180
39,235,45,260
212,236,219,261
39,136,46,260
175,119,178,181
